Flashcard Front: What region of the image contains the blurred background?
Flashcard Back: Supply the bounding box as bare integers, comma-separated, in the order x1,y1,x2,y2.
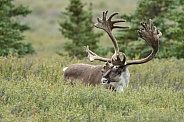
14,0,138,57
8,0,183,59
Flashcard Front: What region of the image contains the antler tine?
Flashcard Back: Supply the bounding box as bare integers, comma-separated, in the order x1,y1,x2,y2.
112,19,127,23
113,25,129,29
157,29,162,37
150,19,154,30
97,17,102,23
126,19,162,66
108,12,118,21
102,11,108,21
84,46,111,62
109,12,129,29
141,22,149,32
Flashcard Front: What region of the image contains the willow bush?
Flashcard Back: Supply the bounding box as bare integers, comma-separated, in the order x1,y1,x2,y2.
0,55,183,121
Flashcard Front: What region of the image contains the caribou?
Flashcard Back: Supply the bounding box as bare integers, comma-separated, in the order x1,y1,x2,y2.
63,11,162,92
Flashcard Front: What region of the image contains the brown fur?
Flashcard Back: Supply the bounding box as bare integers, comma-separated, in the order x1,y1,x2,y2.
64,64,102,85
63,63,113,89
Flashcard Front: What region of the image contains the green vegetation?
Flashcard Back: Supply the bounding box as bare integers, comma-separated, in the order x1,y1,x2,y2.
117,0,184,58
0,0,183,121
0,55,183,121
0,0,35,57
59,0,104,59
13,0,137,57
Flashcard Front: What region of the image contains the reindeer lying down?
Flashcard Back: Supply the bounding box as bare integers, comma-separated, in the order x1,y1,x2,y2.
63,11,162,93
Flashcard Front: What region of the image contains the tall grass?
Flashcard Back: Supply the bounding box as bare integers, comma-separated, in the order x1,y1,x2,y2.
0,55,183,121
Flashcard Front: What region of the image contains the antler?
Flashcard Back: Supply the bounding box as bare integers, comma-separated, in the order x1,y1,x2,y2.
86,11,129,66
126,19,162,66
85,46,111,62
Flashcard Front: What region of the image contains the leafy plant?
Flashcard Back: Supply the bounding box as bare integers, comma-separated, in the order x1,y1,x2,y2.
0,0,35,57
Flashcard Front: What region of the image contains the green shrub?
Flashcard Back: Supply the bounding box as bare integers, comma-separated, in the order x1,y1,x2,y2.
0,55,183,121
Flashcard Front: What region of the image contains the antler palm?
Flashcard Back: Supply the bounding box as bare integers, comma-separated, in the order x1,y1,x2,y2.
94,11,129,34
138,19,162,49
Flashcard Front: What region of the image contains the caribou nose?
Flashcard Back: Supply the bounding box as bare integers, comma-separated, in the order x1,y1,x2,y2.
101,77,108,84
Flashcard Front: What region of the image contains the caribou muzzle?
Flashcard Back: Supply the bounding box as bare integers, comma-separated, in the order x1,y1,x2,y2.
101,77,109,84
